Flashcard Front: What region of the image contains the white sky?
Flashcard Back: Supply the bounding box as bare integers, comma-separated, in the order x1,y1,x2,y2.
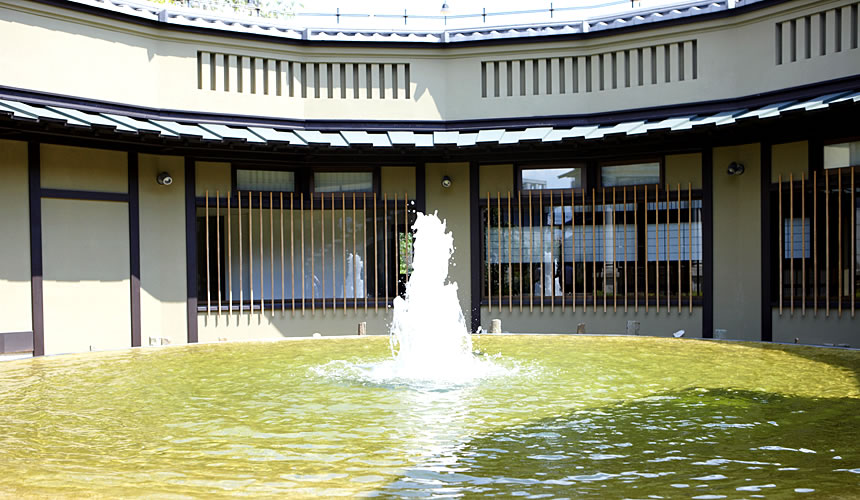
290,0,684,30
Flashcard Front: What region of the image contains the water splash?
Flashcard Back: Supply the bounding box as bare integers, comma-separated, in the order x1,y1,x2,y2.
315,212,512,388
376,212,510,385
388,214,471,362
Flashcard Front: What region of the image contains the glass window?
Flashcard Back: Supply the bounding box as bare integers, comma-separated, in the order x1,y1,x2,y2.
314,172,373,192
601,162,660,187
521,167,583,190
236,169,294,192
783,218,811,259
824,140,860,169
482,194,704,305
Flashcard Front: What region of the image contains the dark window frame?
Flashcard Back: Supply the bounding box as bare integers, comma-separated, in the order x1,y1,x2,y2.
195,213,228,303
231,164,381,195
514,157,666,193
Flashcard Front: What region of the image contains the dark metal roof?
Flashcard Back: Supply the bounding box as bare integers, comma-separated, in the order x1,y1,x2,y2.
2,89,857,149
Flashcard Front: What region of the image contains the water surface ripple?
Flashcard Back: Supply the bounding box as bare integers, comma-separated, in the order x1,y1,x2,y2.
0,335,857,498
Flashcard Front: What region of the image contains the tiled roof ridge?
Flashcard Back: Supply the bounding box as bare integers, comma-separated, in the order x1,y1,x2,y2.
58,0,765,43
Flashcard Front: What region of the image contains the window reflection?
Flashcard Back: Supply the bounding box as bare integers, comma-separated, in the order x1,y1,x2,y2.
824,141,860,169
521,167,582,190
602,162,660,187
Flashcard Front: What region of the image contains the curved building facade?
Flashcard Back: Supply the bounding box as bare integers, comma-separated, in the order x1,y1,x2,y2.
0,0,858,355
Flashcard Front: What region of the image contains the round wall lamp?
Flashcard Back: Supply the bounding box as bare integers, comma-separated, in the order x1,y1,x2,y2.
441,175,453,188
727,162,745,176
156,172,173,185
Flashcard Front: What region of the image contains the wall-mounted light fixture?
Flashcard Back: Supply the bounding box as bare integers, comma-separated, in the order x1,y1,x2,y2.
441,175,452,188
156,172,173,185
727,162,745,176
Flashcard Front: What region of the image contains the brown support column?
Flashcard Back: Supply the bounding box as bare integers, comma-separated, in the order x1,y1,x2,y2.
28,141,44,356
129,152,141,347
702,147,714,339
185,157,198,344
469,162,481,333
760,141,773,342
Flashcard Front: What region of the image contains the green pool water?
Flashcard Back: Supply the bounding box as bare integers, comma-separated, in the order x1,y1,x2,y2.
0,335,858,498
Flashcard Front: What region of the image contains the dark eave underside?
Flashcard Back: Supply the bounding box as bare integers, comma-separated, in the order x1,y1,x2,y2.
1,76,859,160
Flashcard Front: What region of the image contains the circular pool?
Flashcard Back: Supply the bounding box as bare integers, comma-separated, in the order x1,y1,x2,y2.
0,335,857,498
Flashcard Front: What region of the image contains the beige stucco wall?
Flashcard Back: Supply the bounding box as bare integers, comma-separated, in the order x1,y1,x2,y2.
381,166,416,195
41,198,131,355
140,154,188,346
425,163,472,321
772,312,858,346
2,0,858,122
712,143,762,340
479,164,514,195
196,161,231,196
481,307,702,337
772,141,808,182
40,144,127,193
198,309,392,342
665,153,702,189
0,139,32,334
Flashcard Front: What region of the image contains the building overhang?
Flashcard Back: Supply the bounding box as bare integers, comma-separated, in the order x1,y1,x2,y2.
1,79,858,159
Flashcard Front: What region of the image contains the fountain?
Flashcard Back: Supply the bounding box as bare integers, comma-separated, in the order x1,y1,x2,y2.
0,213,857,498
390,212,471,364
378,212,509,384
314,212,511,387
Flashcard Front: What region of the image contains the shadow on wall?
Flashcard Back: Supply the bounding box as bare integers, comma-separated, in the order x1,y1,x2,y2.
413,73,429,102
41,15,164,72
41,198,130,283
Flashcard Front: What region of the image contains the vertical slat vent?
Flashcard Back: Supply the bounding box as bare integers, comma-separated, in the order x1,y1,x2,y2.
197,53,411,100
775,3,860,65
479,40,698,98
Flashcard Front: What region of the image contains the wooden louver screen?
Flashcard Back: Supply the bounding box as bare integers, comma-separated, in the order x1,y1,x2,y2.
483,184,703,312
775,166,857,317
199,191,413,316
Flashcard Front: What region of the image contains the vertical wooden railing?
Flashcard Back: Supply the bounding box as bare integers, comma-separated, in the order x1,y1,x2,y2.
197,191,415,314
775,166,857,316
481,185,703,313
